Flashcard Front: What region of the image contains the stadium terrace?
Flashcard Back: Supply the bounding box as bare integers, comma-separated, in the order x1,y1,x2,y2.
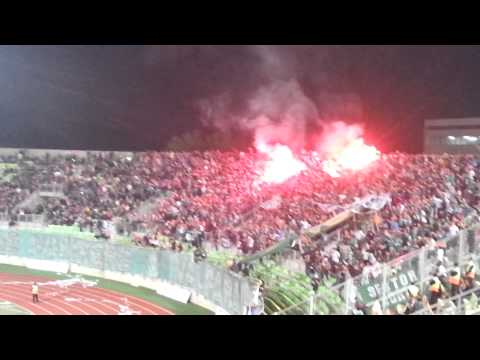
0,148,479,315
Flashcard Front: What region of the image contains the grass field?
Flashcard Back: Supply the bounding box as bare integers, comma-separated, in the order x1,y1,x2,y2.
0,301,31,315
0,264,213,315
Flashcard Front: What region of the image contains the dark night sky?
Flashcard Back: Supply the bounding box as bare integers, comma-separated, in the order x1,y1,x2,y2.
0,45,479,153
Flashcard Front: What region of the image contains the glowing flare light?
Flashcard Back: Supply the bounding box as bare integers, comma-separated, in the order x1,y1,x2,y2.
257,144,306,184
323,138,380,178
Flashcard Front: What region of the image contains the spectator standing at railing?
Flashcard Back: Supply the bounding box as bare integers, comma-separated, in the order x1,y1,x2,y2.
407,282,420,300
310,271,320,293
436,261,449,288
464,258,477,291
428,276,446,307
448,268,462,300
436,247,447,266
370,299,383,315
352,300,367,315
403,295,423,315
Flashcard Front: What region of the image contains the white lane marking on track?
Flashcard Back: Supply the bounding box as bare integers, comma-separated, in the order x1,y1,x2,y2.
85,287,159,315
86,287,173,315
0,274,173,315
0,275,118,314
0,290,54,315
0,284,90,315
0,275,105,314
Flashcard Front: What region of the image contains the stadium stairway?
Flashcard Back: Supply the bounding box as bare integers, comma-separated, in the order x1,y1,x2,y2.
13,192,43,213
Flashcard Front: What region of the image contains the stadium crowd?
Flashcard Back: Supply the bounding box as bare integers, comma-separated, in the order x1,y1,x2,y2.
1,150,479,297
132,151,480,285
0,152,163,233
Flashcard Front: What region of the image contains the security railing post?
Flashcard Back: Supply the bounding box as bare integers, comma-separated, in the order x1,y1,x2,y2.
344,280,352,315
459,230,465,266
476,226,480,256
381,263,388,311
419,247,426,289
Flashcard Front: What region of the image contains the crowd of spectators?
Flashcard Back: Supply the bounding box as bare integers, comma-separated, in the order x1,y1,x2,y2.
0,150,479,292
132,152,480,285
0,151,163,232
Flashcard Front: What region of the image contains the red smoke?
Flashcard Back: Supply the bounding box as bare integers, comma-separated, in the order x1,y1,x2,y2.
256,121,380,184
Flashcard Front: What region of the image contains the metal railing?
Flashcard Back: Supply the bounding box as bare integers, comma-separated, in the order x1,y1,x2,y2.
412,286,480,315
38,183,65,195
16,214,45,224
276,219,480,315
0,212,45,225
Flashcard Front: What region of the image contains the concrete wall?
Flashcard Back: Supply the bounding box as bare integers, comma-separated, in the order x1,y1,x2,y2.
0,229,255,315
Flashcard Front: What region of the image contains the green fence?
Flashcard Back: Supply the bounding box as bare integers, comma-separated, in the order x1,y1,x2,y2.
0,228,255,315
277,223,480,315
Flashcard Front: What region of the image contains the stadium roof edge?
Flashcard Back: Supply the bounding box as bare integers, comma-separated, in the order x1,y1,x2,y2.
425,117,480,127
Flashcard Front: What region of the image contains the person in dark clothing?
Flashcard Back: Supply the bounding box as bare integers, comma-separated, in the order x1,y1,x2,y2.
310,271,321,293
448,269,462,299
237,262,253,277
229,259,240,273
428,277,444,306
404,297,423,315
352,300,367,315
193,246,207,263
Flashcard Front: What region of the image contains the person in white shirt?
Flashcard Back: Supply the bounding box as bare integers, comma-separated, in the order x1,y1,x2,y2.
300,220,311,231
437,248,446,264
185,232,194,243
407,283,420,300
32,282,39,303
437,262,447,278
330,249,341,264
362,249,370,262
246,237,255,253
354,230,365,241
432,196,442,208
436,261,448,287
449,224,459,237
371,300,383,315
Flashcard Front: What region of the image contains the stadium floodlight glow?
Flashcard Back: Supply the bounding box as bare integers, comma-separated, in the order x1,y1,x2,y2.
463,136,478,142
448,136,456,141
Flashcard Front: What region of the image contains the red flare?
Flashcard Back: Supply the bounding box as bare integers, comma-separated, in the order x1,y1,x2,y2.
257,143,306,184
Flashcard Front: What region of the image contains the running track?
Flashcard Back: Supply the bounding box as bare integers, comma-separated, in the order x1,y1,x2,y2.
0,273,173,315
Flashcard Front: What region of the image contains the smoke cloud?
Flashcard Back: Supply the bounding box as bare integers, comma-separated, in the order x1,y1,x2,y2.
243,79,318,150
315,121,365,155
197,45,364,152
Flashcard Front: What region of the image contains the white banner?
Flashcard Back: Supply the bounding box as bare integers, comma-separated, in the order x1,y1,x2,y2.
352,194,391,214
314,194,390,215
